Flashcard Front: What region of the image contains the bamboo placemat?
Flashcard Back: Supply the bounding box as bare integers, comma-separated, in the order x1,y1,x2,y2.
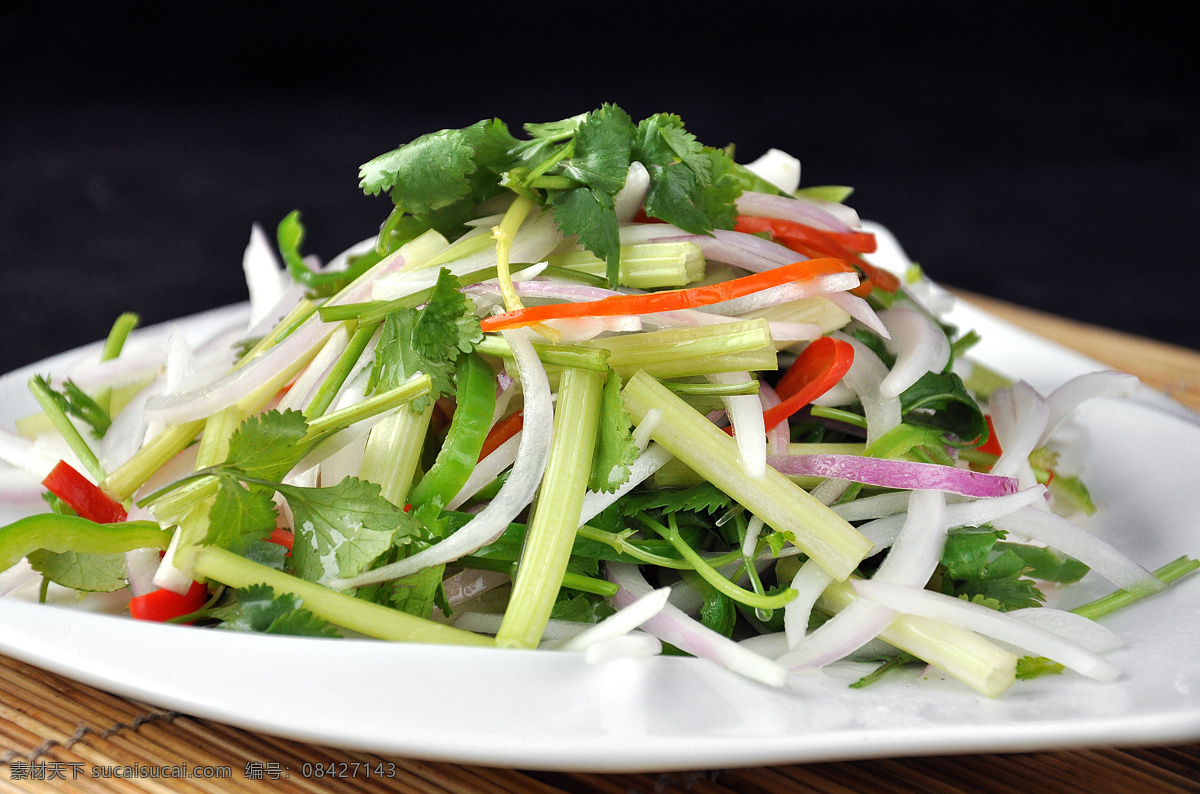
3,294,1200,793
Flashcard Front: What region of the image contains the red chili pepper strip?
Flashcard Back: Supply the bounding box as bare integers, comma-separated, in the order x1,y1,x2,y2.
735,216,899,293
763,337,856,432
976,416,1003,456
268,528,294,554
128,580,209,624
42,460,127,524
481,258,855,332
478,411,524,461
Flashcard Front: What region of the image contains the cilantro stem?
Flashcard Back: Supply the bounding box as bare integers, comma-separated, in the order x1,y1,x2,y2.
635,513,796,611
493,193,537,312
28,376,105,483
1070,555,1198,621
305,321,378,419
188,546,492,646
303,373,432,445
664,380,760,396
809,405,869,430
95,312,139,414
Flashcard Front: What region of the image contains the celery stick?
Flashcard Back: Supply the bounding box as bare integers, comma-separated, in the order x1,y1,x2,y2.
742,296,852,335
475,335,610,371
622,370,872,581
584,319,779,380
817,579,1017,697
94,312,140,415
359,403,433,507
189,546,492,646
495,367,605,649
305,322,377,419
548,241,705,288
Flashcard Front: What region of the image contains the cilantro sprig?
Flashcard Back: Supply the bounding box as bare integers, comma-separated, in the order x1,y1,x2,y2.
359,104,744,287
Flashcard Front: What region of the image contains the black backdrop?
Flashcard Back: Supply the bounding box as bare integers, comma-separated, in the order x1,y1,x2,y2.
2,3,1196,376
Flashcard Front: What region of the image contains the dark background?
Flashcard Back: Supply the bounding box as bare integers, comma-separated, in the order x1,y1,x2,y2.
2,3,1196,376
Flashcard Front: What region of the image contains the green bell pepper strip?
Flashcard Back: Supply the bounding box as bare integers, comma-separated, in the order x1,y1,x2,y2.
0,514,172,572
405,352,497,508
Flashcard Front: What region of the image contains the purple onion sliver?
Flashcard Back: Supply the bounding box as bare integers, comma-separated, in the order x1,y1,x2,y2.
767,453,1018,497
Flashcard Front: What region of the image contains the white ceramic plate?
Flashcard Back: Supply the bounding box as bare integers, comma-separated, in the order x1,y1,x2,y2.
1,277,1198,772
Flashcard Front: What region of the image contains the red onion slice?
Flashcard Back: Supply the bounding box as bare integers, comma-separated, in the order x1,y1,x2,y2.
1005,607,1124,654
767,453,1019,497
852,580,1121,682
758,382,790,456
735,191,853,234
607,562,789,687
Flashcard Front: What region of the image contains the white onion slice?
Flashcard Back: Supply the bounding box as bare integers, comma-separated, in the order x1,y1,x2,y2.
824,291,889,338
992,506,1164,595
554,587,671,652
783,559,835,648
852,580,1121,682
1006,607,1124,654
607,562,789,687
758,382,790,456
583,633,663,664
990,382,1049,480
710,371,766,480
778,491,947,669
856,486,1047,555
1040,371,1140,445
329,328,553,589
834,332,901,447
242,223,289,328
613,162,650,222
441,569,510,608
744,148,801,193
447,432,521,510
878,308,951,399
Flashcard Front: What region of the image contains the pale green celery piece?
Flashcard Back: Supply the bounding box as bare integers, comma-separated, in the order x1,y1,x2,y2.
663,379,760,396
188,546,492,646
584,319,779,380
622,370,872,581
195,405,248,470
390,227,452,273
548,241,706,288
817,578,1018,697
359,403,433,507
475,335,610,371
794,185,855,203
104,335,326,502
495,367,605,650
741,296,853,337
237,299,316,366
417,228,495,272
963,361,1015,400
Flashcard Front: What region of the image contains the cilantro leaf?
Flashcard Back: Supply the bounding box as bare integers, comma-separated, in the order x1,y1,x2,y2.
204,474,278,554
561,103,635,195
550,592,616,624
368,269,481,412
220,584,341,638
620,482,733,517
26,549,127,592
940,527,1047,611
1015,655,1066,680
32,376,111,439
359,128,479,214
385,563,446,620
280,478,410,586
588,370,639,493
900,371,989,447
223,409,310,482
548,185,622,286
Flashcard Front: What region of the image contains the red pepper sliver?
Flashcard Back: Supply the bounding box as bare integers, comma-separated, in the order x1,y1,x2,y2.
762,337,856,432
41,460,127,524
128,580,209,624
735,216,899,293
481,258,854,332
268,528,294,554
478,411,524,461
976,416,1004,456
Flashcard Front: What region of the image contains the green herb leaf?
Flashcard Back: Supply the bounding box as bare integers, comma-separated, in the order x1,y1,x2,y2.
900,371,989,447
223,409,311,482
220,584,341,638
204,474,278,554
549,186,622,285
280,478,411,586
561,103,635,195
26,549,127,592
32,376,111,439
588,370,638,493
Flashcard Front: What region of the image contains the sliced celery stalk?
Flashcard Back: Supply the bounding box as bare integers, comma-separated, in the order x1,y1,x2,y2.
741,296,852,335
817,579,1017,697
652,442,869,489
359,403,433,507
475,335,610,371
495,367,605,649
622,370,872,581
549,241,705,288
584,319,779,379
189,546,492,646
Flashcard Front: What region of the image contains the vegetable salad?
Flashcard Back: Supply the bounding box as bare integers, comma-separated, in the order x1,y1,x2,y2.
1,104,1194,696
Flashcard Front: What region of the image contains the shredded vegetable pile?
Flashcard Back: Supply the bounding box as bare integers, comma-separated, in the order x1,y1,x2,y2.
1,104,1195,696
